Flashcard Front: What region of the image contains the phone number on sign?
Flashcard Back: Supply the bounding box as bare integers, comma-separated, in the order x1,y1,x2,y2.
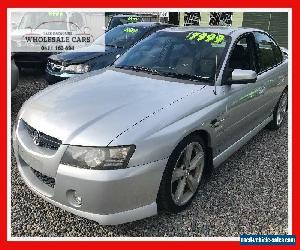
41,45,75,51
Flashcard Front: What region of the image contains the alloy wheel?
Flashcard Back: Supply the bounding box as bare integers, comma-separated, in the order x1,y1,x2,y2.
276,92,288,126
171,142,205,206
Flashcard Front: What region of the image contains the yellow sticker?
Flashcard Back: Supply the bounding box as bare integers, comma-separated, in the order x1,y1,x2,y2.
48,12,64,17
214,34,225,44
186,32,201,40
127,16,139,22
186,32,225,44
197,32,208,41
124,27,139,33
205,33,217,42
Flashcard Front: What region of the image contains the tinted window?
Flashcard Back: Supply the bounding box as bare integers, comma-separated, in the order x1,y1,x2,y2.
108,16,142,30
115,31,230,83
229,36,255,71
254,32,282,72
273,44,284,64
93,25,147,48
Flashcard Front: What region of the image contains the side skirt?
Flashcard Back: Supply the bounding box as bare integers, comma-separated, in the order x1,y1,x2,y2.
213,116,273,168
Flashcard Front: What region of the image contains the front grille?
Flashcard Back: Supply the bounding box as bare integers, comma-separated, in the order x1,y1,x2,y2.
31,168,55,188
22,119,62,150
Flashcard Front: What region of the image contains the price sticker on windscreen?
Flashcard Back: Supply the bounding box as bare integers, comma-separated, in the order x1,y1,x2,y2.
186,32,225,44
127,16,139,22
124,28,139,33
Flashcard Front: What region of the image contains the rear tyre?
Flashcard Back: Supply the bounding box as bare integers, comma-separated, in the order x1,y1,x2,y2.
267,89,288,130
157,134,207,213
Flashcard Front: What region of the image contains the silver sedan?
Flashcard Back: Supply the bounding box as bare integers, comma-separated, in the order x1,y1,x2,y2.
13,27,288,225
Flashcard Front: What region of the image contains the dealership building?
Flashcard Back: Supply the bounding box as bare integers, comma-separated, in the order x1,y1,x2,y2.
13,11,288,48
105,12,288,48
174,12,288,48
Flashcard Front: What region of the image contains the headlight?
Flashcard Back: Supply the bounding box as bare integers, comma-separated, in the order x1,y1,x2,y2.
61,145,135,170
64,64,91,74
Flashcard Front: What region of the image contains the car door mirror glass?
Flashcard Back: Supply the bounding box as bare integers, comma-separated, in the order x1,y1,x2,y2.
230,69,257,84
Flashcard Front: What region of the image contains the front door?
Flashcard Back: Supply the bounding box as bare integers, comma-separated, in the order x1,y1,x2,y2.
216,33,267,153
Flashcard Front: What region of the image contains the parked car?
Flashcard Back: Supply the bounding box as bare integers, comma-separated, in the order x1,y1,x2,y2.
106,14,143,31
12,11,88,70
46,22,172,84
281,47,288,57
13,27,288,225
11,54,19,91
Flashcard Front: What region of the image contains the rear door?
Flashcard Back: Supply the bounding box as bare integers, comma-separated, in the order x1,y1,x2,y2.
253,31,287,117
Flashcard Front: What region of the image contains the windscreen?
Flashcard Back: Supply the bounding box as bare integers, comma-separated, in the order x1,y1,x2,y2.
115,30,230,83
108,16,142,30
94,25,147,48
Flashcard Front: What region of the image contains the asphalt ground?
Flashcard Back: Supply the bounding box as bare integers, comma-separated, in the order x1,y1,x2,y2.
10,70,288,237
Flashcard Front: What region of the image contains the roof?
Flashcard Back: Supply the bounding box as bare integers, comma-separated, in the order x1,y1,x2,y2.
162,26,264,36
112,14,141,18
121,22,170,28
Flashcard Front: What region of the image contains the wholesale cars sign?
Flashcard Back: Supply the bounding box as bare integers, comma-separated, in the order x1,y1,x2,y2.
11,11,105,52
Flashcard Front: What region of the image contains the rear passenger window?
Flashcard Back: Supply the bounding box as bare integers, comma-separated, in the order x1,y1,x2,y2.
254,32,283,73
273,45,284,64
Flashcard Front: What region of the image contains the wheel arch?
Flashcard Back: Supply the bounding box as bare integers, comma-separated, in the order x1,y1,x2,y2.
156,128,214,211
186,129,214,173
190,129,212,148
171,128,214,175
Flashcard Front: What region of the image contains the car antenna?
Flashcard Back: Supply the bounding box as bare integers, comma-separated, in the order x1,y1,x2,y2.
213,54,218,95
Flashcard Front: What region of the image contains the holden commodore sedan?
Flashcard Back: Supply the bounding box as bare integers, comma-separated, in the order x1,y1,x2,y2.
46,22,172,84
13,27,288,225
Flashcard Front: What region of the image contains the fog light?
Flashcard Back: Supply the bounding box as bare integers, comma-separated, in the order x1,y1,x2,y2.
67,189,82,207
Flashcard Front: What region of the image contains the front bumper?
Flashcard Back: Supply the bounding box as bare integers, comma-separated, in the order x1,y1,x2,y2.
13,125,167,225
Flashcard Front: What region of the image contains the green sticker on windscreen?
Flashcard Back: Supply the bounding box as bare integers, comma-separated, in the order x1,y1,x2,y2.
48,12,65,17
127,16,139,22
124,27,139,33
186,32,225,44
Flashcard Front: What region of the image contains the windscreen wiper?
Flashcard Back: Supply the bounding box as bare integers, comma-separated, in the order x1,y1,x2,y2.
115,65,160,75
115,66,212,82
106,44,124,49
159,71,211,82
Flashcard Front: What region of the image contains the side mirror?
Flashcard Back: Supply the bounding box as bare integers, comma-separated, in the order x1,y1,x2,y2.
230,69,257,84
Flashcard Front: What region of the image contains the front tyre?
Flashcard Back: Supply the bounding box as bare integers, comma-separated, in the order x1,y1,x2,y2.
268,89,288,130
158,135,206,213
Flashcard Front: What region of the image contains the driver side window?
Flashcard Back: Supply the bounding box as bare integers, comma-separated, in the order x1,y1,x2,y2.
228,36,255,71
